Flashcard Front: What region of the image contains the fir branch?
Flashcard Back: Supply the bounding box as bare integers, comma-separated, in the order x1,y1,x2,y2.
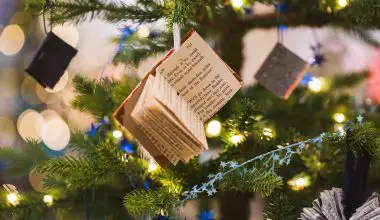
0,140,48,175
124,188,179,217
25,0,167,24
114,32,172,67
263,190,296,220
71,75,136,119
219,168,283,197
346,121,380,157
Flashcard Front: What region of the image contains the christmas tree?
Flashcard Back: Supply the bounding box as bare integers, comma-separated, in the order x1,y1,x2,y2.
1,0,380,219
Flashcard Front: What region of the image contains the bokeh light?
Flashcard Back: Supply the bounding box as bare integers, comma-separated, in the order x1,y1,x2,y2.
113,130,123,139
206,120,222,137
0,24,25,55
333,113,346,123
45,71,69,93
288,174,311,191
0,117,16,146
231,0,244,8
21,76,43,105
137,25,150,38
52,25,79,47
41,117,70,151
230,134,244,144
308,77,322,93
43,195,53,206
7,193,20,206
337,0,348,8
148,161,158,172
17,109,45,142
67,109,94,131
262,128,274,138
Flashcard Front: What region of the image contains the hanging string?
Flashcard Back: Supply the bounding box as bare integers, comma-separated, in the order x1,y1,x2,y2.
173,23,181,50
274,0,285,44
173,0,181,50
42,0,52,35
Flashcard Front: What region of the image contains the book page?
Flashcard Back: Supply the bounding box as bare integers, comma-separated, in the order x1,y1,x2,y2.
130,75,180,164
153,72,208,149
156,32,242,121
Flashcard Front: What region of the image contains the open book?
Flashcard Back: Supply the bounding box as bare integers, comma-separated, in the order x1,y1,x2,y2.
300,188,380,220
114,30,242,166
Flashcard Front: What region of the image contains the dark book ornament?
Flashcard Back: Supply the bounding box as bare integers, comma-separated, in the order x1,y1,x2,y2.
26,32,77,89
254,43,308,99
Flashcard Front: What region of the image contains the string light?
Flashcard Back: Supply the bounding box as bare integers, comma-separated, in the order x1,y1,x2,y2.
231,0,244,8
7,193,20,206
333,113,346,123
337,0,348,8
112,130,123,139
43,194,53,206
148,161,158,172
288,175,311,191
230,134,244,144
206,120,222,137
262,128,274,138
308,77,322,93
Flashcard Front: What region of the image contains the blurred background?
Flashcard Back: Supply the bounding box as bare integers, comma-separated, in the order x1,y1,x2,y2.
1,0,380,218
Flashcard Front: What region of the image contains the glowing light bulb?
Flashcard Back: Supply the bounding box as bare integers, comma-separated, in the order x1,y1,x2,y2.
206,120,222,137
336,125,346,136
308,77,322,93
262,128,274,138
148,161,158,172
230,134,244,144
333,113,346,123
337,0,348,8
288,175,311,191
137,26,150,38
7,193,20,206
43,195,53,205
294,178,307,188
113,130,123,139
231,0,244,8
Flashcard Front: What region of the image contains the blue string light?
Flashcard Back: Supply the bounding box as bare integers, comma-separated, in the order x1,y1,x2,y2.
87,116,110,138
120,139,135,154
197,209,215,220
118,27,134,52
300,72,313,86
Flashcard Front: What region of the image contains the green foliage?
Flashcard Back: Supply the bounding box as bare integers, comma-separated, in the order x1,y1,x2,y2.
263,190,296,220
124,188,179,217
0,140,48,175
219,168,283,197
221,98,262,147
346,121,380,157
71,75,136,119
25,0,167,24
114,32,172,67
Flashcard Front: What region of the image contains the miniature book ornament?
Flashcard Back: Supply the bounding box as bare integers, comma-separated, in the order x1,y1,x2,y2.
114,29,242,166
254,43,308,99
300,188,380,220
26,32,77,89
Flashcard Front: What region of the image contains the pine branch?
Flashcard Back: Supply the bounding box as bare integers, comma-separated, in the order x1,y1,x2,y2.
0,140,48,175
25,0,167,24
263,190,296,220
71,75,136,119
219,168,283,197
124,188,179,217
114,32,172,67
346,121,380,157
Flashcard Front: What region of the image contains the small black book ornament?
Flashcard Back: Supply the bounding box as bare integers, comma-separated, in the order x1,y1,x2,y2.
26,32,77,89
